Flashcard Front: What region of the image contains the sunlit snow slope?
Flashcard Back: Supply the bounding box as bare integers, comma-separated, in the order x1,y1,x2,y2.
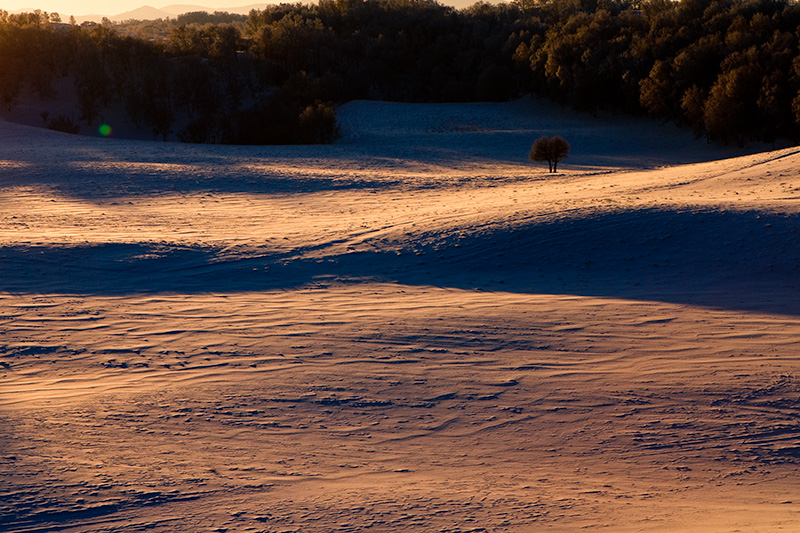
1,98,799,532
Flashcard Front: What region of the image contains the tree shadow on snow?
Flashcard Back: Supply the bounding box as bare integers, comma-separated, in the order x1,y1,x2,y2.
1,208,798,316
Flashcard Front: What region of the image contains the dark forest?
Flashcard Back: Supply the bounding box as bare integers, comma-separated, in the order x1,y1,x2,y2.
1,0,799,145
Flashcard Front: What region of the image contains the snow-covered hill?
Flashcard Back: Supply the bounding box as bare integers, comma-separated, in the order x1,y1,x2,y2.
1,100,799,532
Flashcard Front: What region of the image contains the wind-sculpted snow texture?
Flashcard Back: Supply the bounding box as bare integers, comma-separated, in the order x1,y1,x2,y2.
1,98,800,532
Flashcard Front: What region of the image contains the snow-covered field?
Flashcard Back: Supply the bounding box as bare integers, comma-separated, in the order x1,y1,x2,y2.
1,98,800,531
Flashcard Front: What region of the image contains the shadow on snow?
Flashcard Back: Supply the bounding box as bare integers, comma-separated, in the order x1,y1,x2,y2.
1,208,798,315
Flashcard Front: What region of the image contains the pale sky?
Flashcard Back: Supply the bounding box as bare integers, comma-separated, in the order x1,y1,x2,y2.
4,1,275,17
3,0,472,17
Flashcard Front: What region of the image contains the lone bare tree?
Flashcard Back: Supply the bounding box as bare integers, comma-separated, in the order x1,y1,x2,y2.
529,135,570,172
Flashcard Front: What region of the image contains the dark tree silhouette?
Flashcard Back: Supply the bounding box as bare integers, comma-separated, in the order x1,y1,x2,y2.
530,135,570,172
7,0,800,146
46,114,80,134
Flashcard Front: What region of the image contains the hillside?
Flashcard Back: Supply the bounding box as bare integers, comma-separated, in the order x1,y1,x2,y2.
106,3,263,22
16,4,267,23
1,100,799,531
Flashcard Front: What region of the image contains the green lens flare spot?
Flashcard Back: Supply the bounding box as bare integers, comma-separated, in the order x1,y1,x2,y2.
98,124,112,137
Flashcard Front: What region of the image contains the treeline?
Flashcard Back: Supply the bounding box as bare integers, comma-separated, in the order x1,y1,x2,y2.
3,0,800,145
0,9,338,144
512,0,800,145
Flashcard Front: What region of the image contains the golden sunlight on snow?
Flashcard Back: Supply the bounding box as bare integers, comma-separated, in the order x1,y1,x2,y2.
1,99,799,531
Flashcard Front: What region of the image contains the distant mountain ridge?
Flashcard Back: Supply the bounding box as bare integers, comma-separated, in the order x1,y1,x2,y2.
63,4,265,23
8,0,471,22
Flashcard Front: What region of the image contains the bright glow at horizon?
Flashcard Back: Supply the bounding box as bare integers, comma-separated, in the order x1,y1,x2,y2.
2,0,477,18
2,1,272,18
